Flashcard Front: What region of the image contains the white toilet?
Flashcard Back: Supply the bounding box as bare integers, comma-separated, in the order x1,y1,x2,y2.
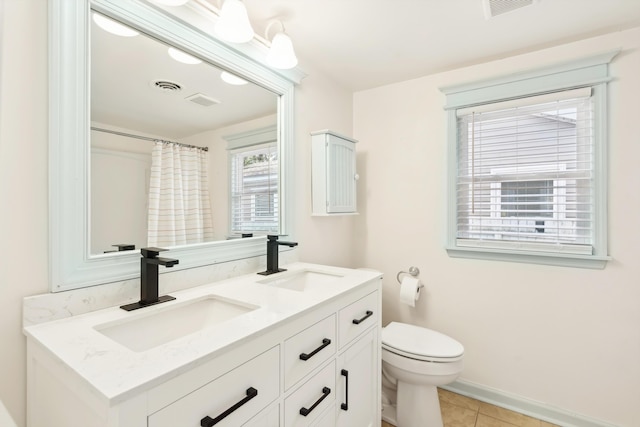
381,322,464,427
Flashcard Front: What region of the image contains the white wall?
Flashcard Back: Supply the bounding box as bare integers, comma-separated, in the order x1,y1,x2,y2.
0,1,48,426
293,74,358,267
0,2,355,426
353,28,640,426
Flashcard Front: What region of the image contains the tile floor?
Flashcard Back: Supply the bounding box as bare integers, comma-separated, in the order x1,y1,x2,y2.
381,389,560,427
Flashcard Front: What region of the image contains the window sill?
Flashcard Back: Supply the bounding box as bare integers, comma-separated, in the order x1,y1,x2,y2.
446,246,610,269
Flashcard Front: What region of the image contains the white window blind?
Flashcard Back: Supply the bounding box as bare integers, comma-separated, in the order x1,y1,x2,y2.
455,87,595,255
230,143,278,234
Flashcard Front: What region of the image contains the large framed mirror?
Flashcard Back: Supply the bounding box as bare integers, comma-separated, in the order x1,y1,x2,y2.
50,0,301,292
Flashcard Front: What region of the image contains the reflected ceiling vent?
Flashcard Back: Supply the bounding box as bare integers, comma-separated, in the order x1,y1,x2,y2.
185,93,221,107
483,0,537,19
151,79,182,92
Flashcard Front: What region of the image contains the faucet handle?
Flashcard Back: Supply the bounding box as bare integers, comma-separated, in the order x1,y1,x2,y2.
141,247,168,258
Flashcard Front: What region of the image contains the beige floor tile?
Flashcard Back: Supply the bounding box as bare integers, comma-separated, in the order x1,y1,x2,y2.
382,421,395,427
438,388,482,412
476,413,521,427
441,400,478,427
479,403,540,427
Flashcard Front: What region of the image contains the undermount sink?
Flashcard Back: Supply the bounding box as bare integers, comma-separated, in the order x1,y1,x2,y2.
257,269,344,292
94,297,259,352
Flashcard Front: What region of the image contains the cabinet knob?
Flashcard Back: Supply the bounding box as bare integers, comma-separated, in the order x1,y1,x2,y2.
354,173,360,181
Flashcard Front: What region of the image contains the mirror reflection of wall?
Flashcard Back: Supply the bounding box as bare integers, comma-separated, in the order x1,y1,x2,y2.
89,12,278,255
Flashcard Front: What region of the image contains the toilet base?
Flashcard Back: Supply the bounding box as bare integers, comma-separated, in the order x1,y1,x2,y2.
396,381,443,427
381,401,397,425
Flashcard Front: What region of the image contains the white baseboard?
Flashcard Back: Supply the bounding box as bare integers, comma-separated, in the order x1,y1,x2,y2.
441,380,618,427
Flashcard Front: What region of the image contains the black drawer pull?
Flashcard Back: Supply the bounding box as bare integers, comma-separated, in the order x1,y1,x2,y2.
200,387,258,427
340,369,349,411
352,310,373,325
299,387,331,416
299,338,331,361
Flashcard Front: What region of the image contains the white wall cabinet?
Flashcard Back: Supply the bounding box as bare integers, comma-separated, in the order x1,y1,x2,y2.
311,130,358,215
26,276,381,427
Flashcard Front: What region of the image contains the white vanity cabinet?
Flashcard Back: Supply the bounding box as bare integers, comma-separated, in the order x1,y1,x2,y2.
311,130,359,215
25,267,381,427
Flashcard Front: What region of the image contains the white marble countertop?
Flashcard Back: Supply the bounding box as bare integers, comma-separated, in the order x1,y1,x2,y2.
24,262,381,406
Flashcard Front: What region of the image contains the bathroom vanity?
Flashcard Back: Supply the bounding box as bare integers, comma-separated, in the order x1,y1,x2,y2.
24,263,381,427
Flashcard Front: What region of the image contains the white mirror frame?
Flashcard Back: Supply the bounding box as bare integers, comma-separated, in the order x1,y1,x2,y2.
50,0,299,292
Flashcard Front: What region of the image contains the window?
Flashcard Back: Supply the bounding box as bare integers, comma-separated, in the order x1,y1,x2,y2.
500,180,554,219
229,141,279,234
457,89,593,254
441,51,618,268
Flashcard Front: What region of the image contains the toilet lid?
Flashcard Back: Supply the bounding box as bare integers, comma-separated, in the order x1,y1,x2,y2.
382,322,464,360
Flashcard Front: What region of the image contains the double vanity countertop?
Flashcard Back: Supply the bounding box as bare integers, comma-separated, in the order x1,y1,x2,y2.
23,263,381,406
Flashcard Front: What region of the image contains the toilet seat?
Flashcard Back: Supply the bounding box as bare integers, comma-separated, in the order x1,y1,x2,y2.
382,322,464,362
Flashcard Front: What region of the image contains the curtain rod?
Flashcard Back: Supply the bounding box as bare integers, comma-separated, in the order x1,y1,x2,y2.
90,127,209,151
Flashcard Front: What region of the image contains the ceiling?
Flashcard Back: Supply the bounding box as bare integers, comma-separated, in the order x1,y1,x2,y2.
91,0,640,140
91,13,277,140
237,0,640,91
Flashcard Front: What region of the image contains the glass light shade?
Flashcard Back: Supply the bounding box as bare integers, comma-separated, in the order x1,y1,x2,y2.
92,13,139,37
220,71,248,85
168,47,202,65
215,0,255,44
266,32,298,69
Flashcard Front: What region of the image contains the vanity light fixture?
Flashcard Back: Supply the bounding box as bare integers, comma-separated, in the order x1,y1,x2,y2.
92,13,140,37
168,47,202,65
220,71,248,85
214,0,255,44
265,20,298,70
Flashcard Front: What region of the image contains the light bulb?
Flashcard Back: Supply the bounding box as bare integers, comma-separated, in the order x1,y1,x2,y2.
221,71,248,85
92,13,139,37
168,47,202,65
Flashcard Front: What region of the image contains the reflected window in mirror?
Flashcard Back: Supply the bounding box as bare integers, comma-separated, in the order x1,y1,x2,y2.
90,11,278,255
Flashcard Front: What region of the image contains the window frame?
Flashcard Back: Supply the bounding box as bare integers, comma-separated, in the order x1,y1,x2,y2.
225,125,279,236
440,51,618,269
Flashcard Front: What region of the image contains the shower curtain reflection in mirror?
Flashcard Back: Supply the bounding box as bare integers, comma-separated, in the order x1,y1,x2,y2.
147,141,214,247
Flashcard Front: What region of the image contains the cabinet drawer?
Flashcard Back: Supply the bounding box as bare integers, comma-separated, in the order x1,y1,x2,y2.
338,291,378,348
243,404,279,427
285,361,336,427
148,346,279,427
284,314,336,390
311,404,336,427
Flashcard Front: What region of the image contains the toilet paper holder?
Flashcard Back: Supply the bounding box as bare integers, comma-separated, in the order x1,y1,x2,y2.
396,266,421,284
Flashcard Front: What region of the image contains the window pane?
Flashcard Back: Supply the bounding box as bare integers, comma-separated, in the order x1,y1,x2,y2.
455,91,594,251
501,180,553,218
230,143,278,233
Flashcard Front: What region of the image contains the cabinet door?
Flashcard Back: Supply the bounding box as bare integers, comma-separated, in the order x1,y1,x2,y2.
326,135,357,214
336,329,378,427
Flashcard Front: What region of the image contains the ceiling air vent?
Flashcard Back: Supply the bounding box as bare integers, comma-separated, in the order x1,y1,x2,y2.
185,93,221,107
483,0,537,19
151,79,182,92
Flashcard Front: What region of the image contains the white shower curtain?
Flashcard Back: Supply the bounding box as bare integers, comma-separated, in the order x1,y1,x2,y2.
147,141,214,247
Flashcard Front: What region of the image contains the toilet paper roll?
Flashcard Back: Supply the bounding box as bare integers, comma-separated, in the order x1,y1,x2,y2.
399,276,421,307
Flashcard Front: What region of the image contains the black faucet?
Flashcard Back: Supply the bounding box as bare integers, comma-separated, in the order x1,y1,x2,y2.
120,247,179,311
258,235,298,275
